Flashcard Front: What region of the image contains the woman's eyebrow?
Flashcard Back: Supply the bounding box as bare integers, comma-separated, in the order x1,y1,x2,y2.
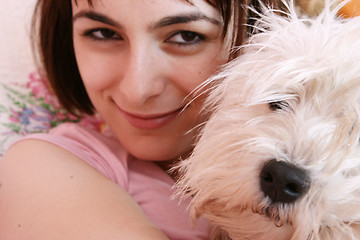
149,12,223,30
73,11,120,28
72,10,222,30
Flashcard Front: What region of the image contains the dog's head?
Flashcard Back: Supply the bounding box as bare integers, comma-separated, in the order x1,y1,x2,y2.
175,2,360,239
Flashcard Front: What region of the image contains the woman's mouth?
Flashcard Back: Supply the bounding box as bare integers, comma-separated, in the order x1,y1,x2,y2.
117,106,185,130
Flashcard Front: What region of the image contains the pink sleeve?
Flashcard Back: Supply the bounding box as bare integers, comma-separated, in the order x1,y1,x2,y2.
13,123,211,239
18,123,130,190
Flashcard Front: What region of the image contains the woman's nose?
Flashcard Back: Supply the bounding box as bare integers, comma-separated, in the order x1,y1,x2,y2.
119,44,167,106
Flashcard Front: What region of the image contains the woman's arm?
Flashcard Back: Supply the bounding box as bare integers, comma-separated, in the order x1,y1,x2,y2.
0,139,169,240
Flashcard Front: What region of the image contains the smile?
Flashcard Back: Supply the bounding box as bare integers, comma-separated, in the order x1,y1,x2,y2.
117,106,185,130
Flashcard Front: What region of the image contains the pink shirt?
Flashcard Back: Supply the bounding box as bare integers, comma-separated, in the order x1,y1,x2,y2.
21,123,210,240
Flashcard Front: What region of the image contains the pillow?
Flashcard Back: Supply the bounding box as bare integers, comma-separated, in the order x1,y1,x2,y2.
0,72,104,157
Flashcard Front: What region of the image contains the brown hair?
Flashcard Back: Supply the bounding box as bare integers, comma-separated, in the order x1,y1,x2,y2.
32,0,277,115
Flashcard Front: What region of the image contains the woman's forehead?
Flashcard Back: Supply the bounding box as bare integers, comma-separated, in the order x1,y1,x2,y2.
71,0,222,21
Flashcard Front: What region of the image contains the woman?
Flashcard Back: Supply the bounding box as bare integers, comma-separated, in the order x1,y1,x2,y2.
0,0,275,239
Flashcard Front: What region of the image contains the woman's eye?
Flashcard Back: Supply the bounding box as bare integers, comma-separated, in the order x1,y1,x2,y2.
166,31,204,46
84,28,122,41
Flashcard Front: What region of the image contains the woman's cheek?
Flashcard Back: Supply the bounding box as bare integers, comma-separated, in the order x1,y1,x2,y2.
78,53,119,91
173,52,226,93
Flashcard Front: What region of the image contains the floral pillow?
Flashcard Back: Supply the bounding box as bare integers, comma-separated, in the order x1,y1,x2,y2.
0,72,104,158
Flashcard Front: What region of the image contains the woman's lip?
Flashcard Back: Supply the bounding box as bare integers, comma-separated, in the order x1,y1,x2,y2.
118,107,184,130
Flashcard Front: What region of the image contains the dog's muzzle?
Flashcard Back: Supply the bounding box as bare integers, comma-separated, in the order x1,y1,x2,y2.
260,160,311,203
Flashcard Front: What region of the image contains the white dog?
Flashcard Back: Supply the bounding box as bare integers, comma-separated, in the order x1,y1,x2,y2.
174,1,360,239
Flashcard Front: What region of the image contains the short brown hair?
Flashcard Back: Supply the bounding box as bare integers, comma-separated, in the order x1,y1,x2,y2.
32,0,277,115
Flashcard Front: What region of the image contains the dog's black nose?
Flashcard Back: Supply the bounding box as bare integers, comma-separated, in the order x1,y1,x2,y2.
260,160,310,203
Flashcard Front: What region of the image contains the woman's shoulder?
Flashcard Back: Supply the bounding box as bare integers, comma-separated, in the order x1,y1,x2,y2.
8,122,130,188
0,136,169,240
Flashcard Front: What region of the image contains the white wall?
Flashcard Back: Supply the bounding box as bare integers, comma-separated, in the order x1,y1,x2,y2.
0,0,37,84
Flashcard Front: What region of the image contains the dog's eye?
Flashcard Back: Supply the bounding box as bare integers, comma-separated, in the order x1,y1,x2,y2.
269,101,288,111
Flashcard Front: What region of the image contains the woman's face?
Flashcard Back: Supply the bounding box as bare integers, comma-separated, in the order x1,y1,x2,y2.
72,0,228,161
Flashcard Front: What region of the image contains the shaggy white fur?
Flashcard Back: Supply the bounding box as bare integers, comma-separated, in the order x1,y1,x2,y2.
174,1,360,239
